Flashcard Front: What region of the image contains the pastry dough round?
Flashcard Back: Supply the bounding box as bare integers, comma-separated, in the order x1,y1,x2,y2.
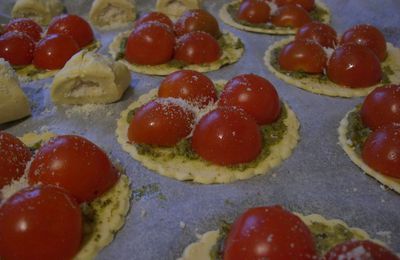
89,0,137,30
11,0,64,26
156,0,202,18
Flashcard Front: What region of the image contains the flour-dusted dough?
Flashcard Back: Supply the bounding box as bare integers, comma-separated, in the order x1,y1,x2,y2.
89,0,136,30
51,50,131,105
264,38,400,97
338,109,400,193
11,0,64,25
156,0,201,18
0,59,30,124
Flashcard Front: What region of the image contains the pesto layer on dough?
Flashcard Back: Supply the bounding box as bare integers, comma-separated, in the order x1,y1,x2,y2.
344,106,371,155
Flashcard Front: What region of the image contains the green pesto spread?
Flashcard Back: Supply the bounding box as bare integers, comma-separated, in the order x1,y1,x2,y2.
345,106,372,155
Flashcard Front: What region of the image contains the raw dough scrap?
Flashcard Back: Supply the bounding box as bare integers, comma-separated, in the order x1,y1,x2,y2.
89,0,137,30
11,0,64,25
156,0,201,18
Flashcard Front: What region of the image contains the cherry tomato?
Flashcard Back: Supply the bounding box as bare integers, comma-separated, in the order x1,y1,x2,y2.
0,31,35,66
0,132,32,189
271,4,312,28
361,85,400,130
174,9,221,38
275,0,316,11
219,74,281,125
224,206,317,260
279,40,327,74
236,0,271,24
362,125,400,178
175,31,221,64
47,14,94,48
0,185,82,260
128,99,195,147
295,21,338,48
33,34,79,70
191,107,262,165
340,24,387,61
4,18,42,42
28,135,119,203
135,12,174,30
158,70,217,107
325,240,398,260
125,22,175,65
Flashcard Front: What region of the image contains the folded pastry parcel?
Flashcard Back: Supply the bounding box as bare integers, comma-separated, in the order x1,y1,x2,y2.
11,0,64,25
156,0,201,17
89,0,137,29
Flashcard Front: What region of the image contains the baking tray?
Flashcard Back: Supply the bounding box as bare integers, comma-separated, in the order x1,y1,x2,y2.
1,0,400,259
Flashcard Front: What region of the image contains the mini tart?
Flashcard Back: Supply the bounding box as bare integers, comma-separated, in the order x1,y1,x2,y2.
338,108,400,193
219,0,330,35
108,31,244,76
264,37,400,97
116,81,300,184
17,132,131,260
179,213,386,260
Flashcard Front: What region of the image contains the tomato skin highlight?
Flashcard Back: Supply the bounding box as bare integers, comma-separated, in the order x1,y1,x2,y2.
295,21,338,48
223,206,317,260
135,12,174,30
0,185,82,260
0,31,35,66
327,44,382,88
0,132,32,189
362,125,400,179
28,135,119,203
275,0,316,11
219,74,281,125
361,85,400,130
174,9,221,38
4,18,42,42
175,31,221,65
237,0,271,24
191,107,262,166
158,70,217,108
271,4,312,28
125,22,175,65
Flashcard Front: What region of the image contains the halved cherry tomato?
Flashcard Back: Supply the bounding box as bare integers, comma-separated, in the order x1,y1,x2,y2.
327,44,382,88
224,206,317,260
128,99,195,147
174,9,221,38
279,39,327,74
0,185,82,260
340,24,387,61
28,135,119,203
0,31,35,66
361,84,400,130
125,22,175,65
191,106,262,165
271,4,312,28
4,18,42,42
325,240,398,260
295,21,338,48
175,31,221,64
237,0,271,24
158,70,217,107
47,14,94,48
0,132,32,188
275,0,316,11
362,125,400,178
219,74,281,125
135,12,174,30
33,34,79,70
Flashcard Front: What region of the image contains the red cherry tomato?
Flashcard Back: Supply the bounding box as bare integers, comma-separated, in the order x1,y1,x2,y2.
327,44,382,88
219,74,281,125
135,12,174,30
340,24,387,61
125,22,175,65
174,9,221,38
0,185,82,260
0,132,32,189
4,18,42,42
0,31,35,66
325,240,398,260
191,107,262,165
295,21,338,48
279,40,327,74
128,99,195,147
275,0,316,11
47,14,94,48
175,31,221,65
362,125,400,178
271,4,312,28
224,206,317,260
236,0,271,24
158,70,217,107
28,135,119,203
361,85,400,130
